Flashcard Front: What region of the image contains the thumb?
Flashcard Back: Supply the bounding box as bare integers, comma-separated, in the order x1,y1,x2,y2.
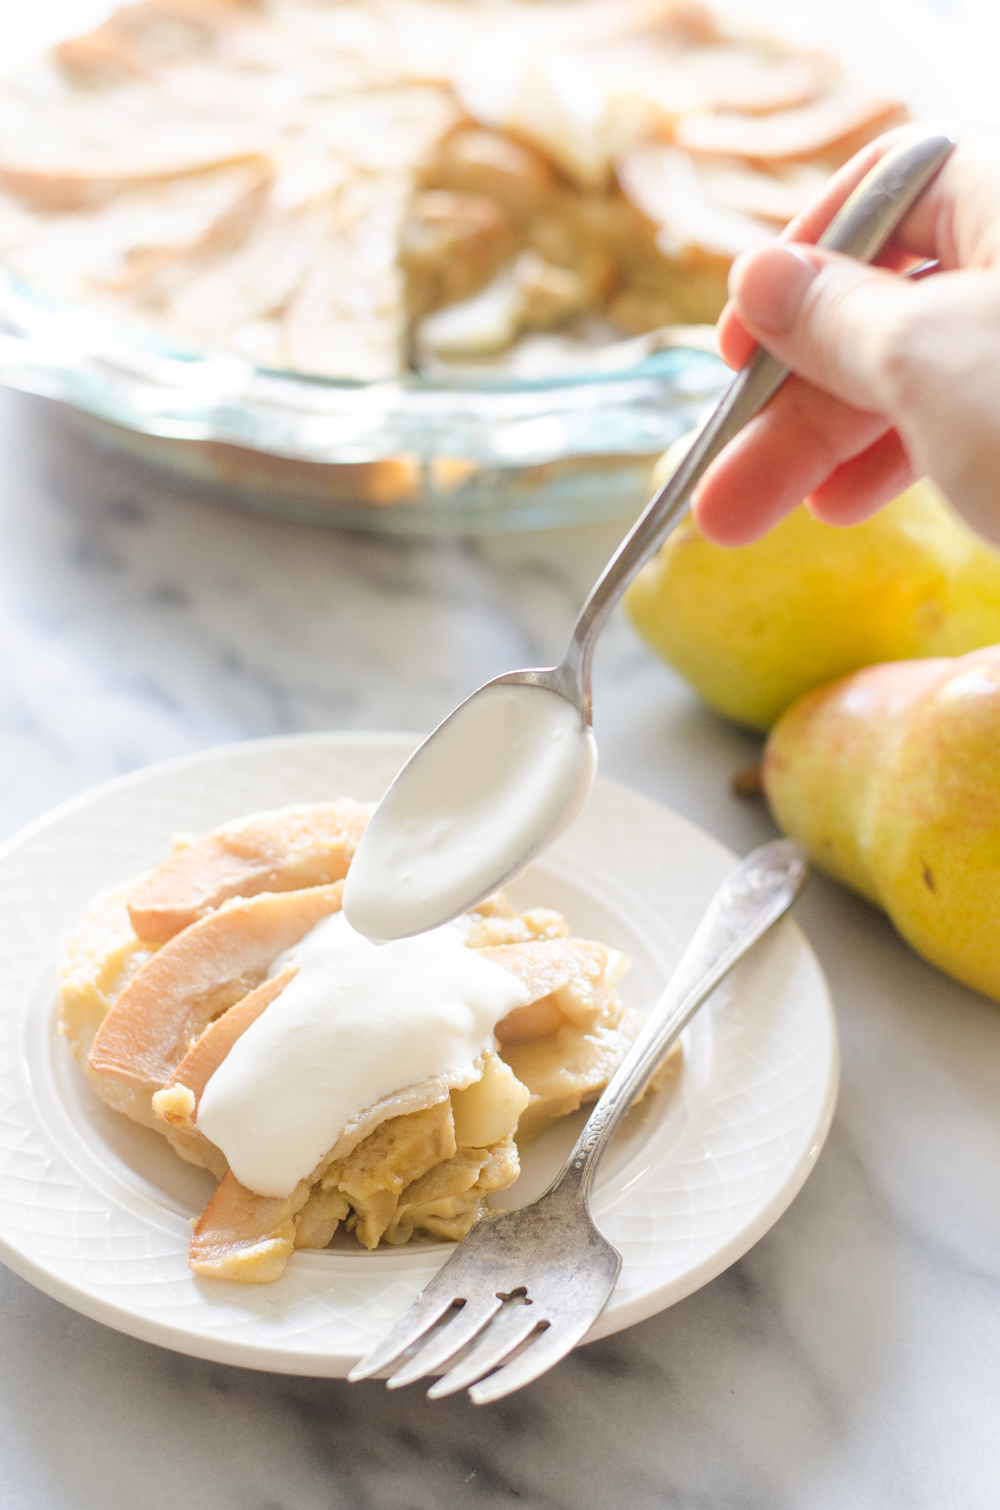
728,243,915,415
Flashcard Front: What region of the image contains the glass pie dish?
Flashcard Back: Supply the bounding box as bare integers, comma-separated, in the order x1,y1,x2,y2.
0,0,960,532
0,270,728,532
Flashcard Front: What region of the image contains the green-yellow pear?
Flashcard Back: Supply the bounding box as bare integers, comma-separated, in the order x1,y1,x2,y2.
764,644,1000,1001
626,440,1000,731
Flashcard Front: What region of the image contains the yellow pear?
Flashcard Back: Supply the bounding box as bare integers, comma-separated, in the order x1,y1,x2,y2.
625,439,1000,731
764,645,1000,1001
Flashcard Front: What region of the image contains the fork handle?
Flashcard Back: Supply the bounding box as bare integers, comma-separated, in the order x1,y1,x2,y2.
551,838,808,1208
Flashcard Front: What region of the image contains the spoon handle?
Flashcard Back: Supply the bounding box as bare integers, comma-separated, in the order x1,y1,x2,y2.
554,838,809,1208
564,128,956,711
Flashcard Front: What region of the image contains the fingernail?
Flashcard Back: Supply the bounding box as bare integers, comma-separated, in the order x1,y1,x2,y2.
729,245,819,334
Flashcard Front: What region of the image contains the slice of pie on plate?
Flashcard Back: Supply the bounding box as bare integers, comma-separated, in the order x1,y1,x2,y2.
60,800,678,1283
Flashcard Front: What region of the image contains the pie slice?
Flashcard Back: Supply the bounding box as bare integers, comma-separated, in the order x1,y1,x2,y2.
60,800,671,1282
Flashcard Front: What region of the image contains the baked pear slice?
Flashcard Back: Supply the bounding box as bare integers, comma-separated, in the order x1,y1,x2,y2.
151,964,299,1132
127,799,371,944
488,938,617,1044
89,883,345,1093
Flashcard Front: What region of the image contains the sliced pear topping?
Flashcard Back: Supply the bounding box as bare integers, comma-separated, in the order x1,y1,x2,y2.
676,90,906,163
481,936,608,996
89,884,344,1091
127,800,371,944
189,1170,312,1285
152,963,298,1127
483,938,612,1043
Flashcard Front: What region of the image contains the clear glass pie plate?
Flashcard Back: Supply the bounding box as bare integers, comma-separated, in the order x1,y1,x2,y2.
0,269,728,533
0,0,976,534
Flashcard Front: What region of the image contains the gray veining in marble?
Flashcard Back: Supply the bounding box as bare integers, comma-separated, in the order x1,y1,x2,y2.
0,388,998,1510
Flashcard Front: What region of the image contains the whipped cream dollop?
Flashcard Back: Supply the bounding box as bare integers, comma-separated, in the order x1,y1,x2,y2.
343,682,596,941
195,911,530,1198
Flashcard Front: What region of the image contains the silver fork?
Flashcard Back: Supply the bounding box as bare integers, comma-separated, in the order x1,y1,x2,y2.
348,837,808,1403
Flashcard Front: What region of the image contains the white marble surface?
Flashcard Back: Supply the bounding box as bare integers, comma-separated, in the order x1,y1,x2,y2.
0,387,998,1510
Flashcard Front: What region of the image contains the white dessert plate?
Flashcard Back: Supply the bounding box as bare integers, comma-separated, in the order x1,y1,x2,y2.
0,732,837,1376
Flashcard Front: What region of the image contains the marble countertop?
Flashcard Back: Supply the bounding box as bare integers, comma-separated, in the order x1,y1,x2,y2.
0,387,997,1510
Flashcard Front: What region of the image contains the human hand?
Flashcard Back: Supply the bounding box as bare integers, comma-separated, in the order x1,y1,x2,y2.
692,125,1000,549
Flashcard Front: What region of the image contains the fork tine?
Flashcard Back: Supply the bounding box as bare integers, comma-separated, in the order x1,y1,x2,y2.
467,1319,578,1404
347,1279,465,1382
386,1292,502,1389
426,1303,546,1399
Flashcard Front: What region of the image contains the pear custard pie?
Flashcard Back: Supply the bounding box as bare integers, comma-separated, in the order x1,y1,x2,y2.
60,800,667,1283
0,0,906,381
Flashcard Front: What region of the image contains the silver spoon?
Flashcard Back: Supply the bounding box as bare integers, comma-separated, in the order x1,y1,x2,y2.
343,128,955,942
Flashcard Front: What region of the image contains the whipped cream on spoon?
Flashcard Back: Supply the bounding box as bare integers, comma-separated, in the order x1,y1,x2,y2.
343,131,955,942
